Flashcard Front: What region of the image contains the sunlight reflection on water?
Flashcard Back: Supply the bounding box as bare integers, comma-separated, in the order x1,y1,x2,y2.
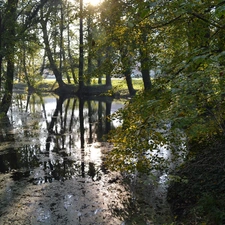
0,94,173,224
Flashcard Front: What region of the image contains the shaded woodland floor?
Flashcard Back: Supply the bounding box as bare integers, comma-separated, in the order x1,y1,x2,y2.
167,137,225,224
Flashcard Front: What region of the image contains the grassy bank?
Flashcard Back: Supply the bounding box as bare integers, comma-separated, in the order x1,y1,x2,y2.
14,78,144,96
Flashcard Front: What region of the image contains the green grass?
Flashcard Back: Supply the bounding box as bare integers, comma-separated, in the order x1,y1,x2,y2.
14,78,144,95
92,78,144,95
92,78,144,89
112,78,143,90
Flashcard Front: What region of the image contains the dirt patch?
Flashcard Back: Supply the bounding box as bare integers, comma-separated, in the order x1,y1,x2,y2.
0,171,129,225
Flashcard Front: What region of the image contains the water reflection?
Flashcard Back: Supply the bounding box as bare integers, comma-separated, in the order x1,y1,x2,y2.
0,93,122,183
0,93,174,224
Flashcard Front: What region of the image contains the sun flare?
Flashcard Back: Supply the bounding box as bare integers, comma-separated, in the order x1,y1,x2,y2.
84,0,102,6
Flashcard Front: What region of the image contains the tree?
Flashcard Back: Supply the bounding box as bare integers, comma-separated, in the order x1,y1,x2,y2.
39,1,67,90
0,3,3,90
0,0,49,115
107,0,225,174
0,0,18,114
78,0,84,91
98,0,137,95
132,0,153,90
65,0,79,84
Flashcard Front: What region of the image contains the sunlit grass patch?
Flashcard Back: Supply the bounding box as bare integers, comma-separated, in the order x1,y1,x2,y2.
14,78,144,94
112,78,144,90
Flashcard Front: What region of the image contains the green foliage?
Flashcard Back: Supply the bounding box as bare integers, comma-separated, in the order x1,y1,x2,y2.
193,194,225,225
167,139,225,224
107,67,225,173
107,83,186,174
106,0,225,176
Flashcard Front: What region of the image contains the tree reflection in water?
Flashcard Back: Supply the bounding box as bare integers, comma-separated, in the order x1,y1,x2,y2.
0,93,115,183
0,93,172,224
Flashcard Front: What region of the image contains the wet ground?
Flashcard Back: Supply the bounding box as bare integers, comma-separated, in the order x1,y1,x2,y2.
0,163,171,225
0,143,130,225
0,94,172,224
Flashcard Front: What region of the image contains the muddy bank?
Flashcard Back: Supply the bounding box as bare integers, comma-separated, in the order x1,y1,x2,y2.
0,170,128,225
0,169,173,225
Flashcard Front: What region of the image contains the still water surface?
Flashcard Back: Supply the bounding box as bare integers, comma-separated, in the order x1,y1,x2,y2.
0,93,172,224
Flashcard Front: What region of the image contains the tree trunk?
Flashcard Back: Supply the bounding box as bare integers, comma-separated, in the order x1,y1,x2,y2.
67,22,77,84
141,66,151,91
125,72,136,96
0,59,14,114
0,0,18,115
22,39,33,92
40,15,66,89
139,31,152,91
79,0,84,91
105,47,112,87
105,74,112,86
140,50,152,91
0,11,2,90
120,46,136,95
97,59,102,84
87,6,93,85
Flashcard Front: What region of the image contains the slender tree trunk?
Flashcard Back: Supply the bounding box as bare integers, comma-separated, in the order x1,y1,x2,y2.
105,74,112,86
139,32,152,91
79,0,84,91
121,47,136,95
67,22,77,84
140,49,151,90
141,64,152,91
0,58,14,113
0,0,18,114
22,43,33,92
0,11,2,90
40,14,65,88
87,8,93,85
59,2,64,81
40,50,47,76
105,48,112,87
125,71,136,96
63,48,71,83
60,3,71,84
97,59,102,84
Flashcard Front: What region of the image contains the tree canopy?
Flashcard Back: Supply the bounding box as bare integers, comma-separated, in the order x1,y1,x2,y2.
106,0,225,173
1,0,225,223
0,0,225,166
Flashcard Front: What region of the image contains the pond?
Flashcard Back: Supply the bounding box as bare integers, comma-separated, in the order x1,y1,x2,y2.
0,93,172,225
